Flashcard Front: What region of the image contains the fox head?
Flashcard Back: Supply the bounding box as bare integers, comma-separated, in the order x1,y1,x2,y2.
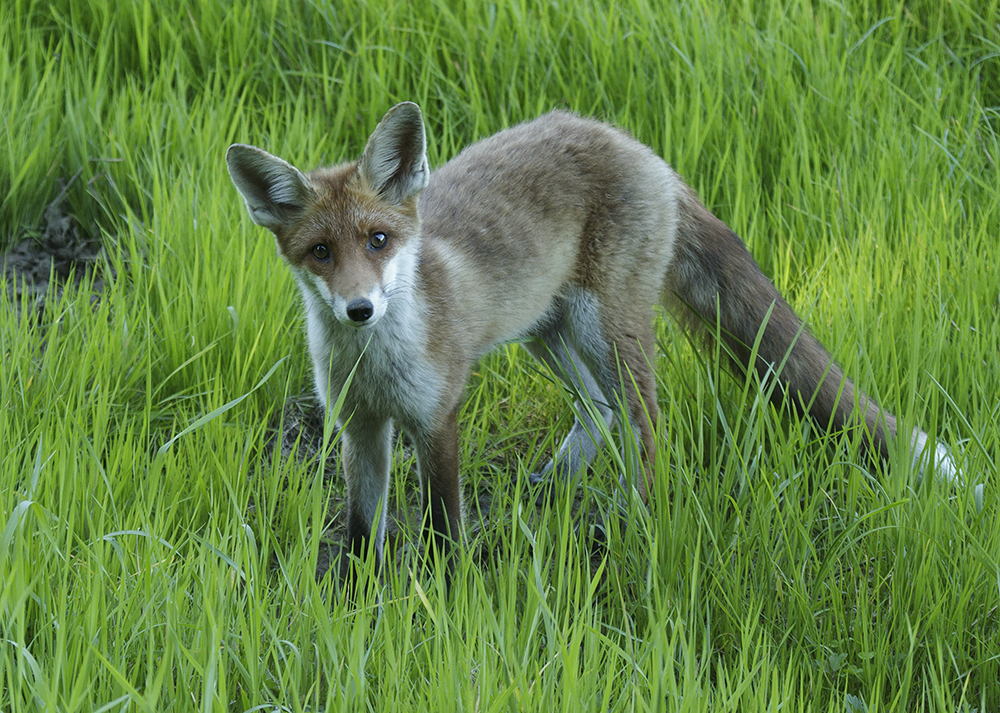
226,102,429,328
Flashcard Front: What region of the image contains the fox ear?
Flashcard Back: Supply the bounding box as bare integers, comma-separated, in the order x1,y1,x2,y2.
358,102,429,204
226,144,316,233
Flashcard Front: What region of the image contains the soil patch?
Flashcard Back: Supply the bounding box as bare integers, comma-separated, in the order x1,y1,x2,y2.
2,178,112,321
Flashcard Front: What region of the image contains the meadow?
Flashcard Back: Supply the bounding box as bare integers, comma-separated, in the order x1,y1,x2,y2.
2,0,999,710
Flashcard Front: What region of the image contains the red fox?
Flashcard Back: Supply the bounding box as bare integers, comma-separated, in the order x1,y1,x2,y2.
226,102,958,574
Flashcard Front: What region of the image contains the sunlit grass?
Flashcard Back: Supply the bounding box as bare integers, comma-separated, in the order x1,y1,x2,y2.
2,0,998,710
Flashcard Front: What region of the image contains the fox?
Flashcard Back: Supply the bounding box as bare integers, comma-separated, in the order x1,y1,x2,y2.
226,101,958,576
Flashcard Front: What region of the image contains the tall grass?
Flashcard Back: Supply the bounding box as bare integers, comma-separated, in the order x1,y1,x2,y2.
2,0,998,710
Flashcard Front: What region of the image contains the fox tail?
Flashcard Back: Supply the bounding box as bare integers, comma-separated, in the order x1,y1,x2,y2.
664,190,959,484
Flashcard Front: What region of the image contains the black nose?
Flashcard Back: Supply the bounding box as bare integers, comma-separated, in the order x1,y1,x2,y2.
346,298,374,322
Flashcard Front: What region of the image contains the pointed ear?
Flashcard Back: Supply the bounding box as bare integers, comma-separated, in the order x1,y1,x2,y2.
226,144,316,233
357,102,429,204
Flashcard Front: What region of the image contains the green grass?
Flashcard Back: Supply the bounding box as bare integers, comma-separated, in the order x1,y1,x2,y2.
2,0,999,709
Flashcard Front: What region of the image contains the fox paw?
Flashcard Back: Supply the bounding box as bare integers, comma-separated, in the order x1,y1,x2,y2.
525,471,560,507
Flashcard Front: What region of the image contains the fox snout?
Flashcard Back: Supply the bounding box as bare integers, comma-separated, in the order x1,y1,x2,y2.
289,264,382,328
346,298,375,323
328,239,419,329
329,287,386,328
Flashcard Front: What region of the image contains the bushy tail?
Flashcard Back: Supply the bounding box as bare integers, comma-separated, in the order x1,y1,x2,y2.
665,190,939,472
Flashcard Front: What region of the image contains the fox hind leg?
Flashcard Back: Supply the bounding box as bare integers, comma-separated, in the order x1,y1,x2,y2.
599,322,661,503
570,297,661,504
523,333,615,498
524,289,661,504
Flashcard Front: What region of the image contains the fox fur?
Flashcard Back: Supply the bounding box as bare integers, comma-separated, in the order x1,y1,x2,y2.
227,102,958,575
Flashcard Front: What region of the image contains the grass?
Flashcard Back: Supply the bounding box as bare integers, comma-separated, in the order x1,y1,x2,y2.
2,0,999,709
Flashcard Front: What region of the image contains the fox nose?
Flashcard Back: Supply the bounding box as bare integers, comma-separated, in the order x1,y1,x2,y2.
346,298,374,323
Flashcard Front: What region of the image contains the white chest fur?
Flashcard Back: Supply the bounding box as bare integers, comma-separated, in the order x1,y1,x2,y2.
298,277,444,434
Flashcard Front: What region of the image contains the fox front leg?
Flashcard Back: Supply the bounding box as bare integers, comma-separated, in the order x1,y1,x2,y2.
341,416,393,579
412,404,463,580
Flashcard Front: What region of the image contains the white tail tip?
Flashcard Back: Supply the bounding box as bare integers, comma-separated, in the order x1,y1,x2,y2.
911,429,962,486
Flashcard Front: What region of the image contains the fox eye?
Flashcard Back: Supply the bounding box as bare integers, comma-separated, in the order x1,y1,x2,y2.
369,232,387,250
311,244,331,262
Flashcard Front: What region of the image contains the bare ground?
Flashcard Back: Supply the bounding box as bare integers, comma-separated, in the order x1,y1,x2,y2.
2,183,111,321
